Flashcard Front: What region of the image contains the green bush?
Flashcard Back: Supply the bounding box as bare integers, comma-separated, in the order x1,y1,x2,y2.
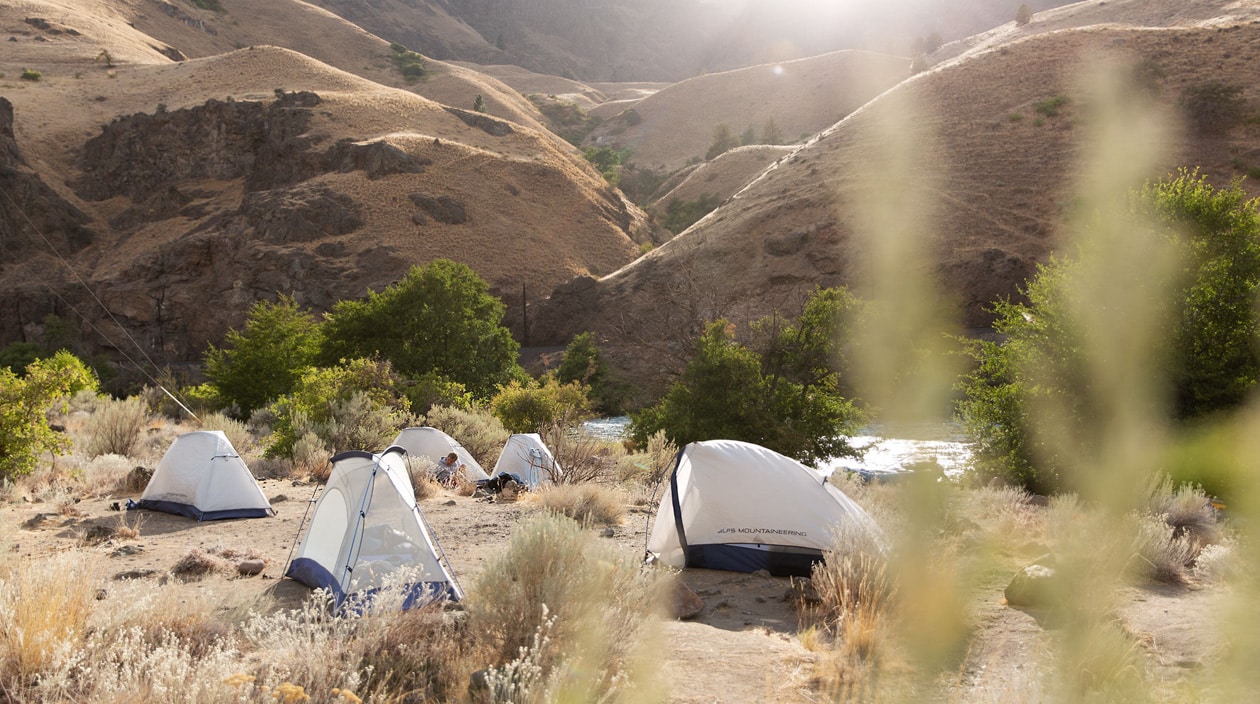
581,147,630,186
266,358,410,458
555,332,632,414
705,124,739,161
490,377,593,434
0,342,50,375
1034,95,1070,118
390,44,426,82
204,295,322,419
0,352,98,478
402,372,473,416
957,169,1260,493
20,68,41,82
318,260,526,400
659,194,722,234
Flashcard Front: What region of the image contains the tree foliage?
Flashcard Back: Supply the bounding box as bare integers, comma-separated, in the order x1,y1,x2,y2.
318,260,525,400
490,376,593,434
958,170,1260,493
266,358,410,458
705,124,739,161
630,287,864,465
203,295,322,419
556,332,631,414
0,351,98,478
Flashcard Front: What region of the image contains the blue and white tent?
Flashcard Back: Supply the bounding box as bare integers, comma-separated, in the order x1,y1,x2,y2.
646,440,880,577
130,430,273,521
285,447,462,609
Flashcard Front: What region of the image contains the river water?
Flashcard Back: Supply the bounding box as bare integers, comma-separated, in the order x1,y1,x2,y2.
581,417,974,480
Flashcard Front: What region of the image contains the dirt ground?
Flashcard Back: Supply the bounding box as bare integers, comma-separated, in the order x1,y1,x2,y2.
0,479,1224,702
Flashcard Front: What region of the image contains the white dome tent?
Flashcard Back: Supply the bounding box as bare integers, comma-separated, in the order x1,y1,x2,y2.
389,426,490,482
129,430,274,521
285,447,462,609
646,439,881,577
491,433,561,488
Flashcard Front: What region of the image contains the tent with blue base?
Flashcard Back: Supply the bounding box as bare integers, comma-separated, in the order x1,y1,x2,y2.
129,430,274,521
285,447,462,610
646,439,881,577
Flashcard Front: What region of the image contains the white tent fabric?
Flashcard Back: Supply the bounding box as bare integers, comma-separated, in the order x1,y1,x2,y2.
285,447,462,608
130,430,273,521
647,439,881,577
491,433,561,488
389,427,490,482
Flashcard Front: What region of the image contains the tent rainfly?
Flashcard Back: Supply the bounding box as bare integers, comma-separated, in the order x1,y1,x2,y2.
389,426,490,482
285,447,462,609
129,430,274,521
491,433,561,488
646,439,882,577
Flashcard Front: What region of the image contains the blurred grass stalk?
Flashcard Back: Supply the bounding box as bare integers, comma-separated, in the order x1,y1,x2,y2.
842,51,1260,701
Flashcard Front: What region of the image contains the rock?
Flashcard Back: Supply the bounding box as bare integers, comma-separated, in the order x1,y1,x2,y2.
237,559,266,576
110,544,144,557
113,569,159,581
752,569,772,578
271,494,289,503
80,525,116,545
444,500,457,506
469,669,490,693
125,466,153,492
1005,558,1060,608
21,513,52,529
1024,494,1051,507
600,527,615,538
666,579,705,620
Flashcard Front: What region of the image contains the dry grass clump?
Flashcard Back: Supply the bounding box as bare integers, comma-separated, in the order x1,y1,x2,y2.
0,551,100,682
413,474,442,501
197,412,257,456
533,482,625,526
467,512,664,700
83,395,150,458
356,603,480,701
171,546,266,581
615,429,677,485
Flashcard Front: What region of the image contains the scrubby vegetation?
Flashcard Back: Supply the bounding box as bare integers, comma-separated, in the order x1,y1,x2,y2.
389,42,426,82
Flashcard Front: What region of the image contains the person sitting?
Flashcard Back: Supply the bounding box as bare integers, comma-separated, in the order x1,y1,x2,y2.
435,452,461,485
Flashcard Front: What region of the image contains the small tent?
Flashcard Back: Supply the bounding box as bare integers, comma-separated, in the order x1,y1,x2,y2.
129,430,274,521
491,433,561,488
646,439,881,577
285,447,462,608
389,426,490,482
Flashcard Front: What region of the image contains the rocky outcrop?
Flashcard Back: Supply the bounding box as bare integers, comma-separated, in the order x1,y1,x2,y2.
0,98,96,259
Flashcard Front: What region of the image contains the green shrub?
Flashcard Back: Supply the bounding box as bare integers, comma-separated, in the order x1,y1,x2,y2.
1034,95,1070,118
581,146,630,186
390,44,426,82
555,332,631,415
402,372,472,415
1015,2,1032,25
0,342,50,374
705,123,739,161
490,377,592,434
0,352,98,478
266,358,410,458
20,68,41,82
659,194,722,234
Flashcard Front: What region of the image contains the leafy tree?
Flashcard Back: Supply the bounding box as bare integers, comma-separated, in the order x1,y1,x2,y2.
490,377,593,434
318,260,525,399
705,124,739,161
739,126,756,146
204,295,322,419
0,342,50,375
630,287,864,465
660,194,722,234
556,332,631,414
958,170,1260,493
473,94,487,113
582,147,630,186
1015,3,1032,26
0,351,98,478
266,357,410,458
761,117,784,146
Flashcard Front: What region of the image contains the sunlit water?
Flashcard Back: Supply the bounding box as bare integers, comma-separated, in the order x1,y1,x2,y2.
581,418,974,480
